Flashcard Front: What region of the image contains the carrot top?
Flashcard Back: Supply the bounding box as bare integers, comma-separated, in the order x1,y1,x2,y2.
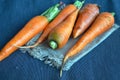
41,3,62,22
48,0,85,49
74,0,85,9
111,12,115,16
49,41,58,49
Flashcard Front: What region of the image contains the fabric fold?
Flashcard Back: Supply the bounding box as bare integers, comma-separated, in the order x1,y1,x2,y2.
20,24,119,71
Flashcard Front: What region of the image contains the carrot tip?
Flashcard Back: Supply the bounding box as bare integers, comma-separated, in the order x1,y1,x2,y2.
60,60,64,77
73,33,78,38
49,40,57,49
59,56,68,77
60,68,63,77
73,35,77,38
13,43,38,49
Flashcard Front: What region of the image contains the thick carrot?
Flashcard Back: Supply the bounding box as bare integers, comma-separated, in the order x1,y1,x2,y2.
19,0,85,48
72,4,99,38
0,4,62,61
48,9,81,49
60,12,115,77
73,4,99,38
48,1,85,49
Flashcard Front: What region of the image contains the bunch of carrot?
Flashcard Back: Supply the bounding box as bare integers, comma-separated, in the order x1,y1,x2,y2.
0,0,115,77
0,0,84,61
59,8,115,78
60,12,115,77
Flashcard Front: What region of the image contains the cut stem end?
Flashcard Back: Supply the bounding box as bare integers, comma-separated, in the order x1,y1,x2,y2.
111,12,115,16
49,40,58,49
74,0,85,9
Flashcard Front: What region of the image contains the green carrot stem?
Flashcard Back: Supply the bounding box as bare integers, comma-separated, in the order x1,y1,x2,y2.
74,0,85,9
111,12,115,16
41,4,61,22
49,40,58,49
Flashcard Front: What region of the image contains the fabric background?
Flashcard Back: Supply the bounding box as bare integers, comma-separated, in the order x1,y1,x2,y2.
0,0,120,80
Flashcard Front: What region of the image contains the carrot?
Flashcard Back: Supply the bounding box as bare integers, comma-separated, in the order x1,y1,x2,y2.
19,0,85,48
48,0,85,49
60,12,115,77
73,4,99,38
0,3,63,61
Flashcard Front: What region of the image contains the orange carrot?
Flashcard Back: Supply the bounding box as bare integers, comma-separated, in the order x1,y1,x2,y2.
60,12,115,77
48,8,80,49
19,0,85,48
73,4,99,38
0,4,62,61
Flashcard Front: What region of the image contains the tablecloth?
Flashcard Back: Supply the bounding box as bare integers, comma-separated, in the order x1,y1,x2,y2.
0,0,120,80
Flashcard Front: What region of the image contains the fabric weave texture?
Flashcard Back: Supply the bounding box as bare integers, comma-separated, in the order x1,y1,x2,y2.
0,0,120,80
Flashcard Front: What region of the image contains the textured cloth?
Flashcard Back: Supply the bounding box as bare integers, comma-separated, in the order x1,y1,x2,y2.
0,0,120,80
20,24,119,71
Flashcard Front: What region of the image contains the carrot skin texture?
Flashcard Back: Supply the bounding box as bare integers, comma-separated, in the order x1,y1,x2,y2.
48,0,85,49
20,0,85,48
21,4,78,48
73,4,99,38
60,12,115,77
64,12,114,65
36,5,77,44
48,9,79,49
0,4,62,61
0,16,48,61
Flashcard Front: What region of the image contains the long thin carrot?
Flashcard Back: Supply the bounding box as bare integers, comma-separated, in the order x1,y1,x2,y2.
60,12,115,77
0,4,63,61
48,0,85,49
19,0,85,48
73,4,99,38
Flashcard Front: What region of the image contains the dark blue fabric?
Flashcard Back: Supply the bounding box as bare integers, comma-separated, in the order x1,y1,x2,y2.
0,0,120,80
